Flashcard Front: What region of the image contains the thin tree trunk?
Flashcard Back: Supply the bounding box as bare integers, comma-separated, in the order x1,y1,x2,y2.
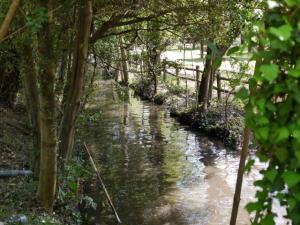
198,46,212,110
119,36,129,85
20,38,40,176
59,0,93,162
208,68,215,102
36,0,57,211
230,44,262,225
229,127,250,225
200,41,204,59
216,71,221,100
0,0,21,42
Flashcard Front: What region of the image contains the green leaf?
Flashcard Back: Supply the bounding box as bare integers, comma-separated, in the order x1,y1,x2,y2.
257,153,269,162
212,58,222,69
288,68,300,78
288,197,298,210
295,150,300,163
284,0,299,7
260,64,279,82
265,169,278,182
282,171,300,188
244,159,255,173
288,58,300,78
257,127,269,141
269,24,293,41
261,215,275,225
235,87,249,100
293,130,300,140
256,190,267,200
275,127,289,143
256,98,266,111
227,46,240,56
295,192,300,201
275,148,288,162
257,116,269,125
245,201,263,213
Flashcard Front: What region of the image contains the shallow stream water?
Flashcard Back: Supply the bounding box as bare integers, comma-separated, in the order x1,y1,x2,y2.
81,80,259,225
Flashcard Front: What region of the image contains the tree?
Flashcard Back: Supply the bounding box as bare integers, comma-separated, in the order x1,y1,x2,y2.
59,0,93,162
0,0,21,42
36,0,57,210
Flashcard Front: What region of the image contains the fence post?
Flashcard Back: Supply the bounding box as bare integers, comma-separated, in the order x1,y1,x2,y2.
186,89,189,108
195,65,200,109
176,67,180,85
163,59,167,82
195,65,200,92
217,70,221,100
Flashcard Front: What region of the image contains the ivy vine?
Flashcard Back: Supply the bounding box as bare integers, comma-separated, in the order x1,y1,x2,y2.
244,0,300,224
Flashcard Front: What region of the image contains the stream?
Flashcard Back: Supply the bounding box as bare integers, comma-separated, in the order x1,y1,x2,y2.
81,80,259,225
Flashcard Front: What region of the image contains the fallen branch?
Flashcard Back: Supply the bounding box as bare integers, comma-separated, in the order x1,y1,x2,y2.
83,143,122,224
0,0,21,42
0,169,32,178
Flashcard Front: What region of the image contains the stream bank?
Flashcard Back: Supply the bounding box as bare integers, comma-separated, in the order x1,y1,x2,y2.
131,81,244,150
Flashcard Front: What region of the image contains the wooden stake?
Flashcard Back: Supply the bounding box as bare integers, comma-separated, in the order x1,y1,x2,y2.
229,128,250,225
83,143,122,224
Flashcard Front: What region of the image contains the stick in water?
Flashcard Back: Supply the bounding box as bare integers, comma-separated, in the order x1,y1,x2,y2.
83,143,122,224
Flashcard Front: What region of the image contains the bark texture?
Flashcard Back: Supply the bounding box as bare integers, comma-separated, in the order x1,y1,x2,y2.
20,38,41,176
59,0,93,162
36,0,57,210
0,0,21,42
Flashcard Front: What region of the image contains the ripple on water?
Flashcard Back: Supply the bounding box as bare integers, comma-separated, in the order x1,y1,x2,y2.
82,80,286,225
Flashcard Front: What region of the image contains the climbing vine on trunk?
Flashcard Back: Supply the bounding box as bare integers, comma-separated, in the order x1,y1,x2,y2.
245,1,300,224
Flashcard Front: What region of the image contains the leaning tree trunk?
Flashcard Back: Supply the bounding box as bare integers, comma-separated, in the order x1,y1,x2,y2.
20,37,41,176
36,0,57,211
0,0,21,42
59,0,93,162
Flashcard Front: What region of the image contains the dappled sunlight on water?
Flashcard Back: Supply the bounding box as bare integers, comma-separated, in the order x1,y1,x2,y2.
80,80,284,225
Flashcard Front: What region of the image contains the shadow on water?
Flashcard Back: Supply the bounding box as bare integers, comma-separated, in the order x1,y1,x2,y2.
80,80,255,225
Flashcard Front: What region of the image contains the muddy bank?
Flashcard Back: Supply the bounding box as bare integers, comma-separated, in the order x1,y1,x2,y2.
131,82,244,149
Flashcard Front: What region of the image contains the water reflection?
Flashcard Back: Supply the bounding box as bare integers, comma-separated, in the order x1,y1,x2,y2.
81,80,254,225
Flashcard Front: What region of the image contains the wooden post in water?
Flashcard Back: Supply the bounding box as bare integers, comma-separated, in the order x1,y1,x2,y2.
176,67,180,85
83,143,122,224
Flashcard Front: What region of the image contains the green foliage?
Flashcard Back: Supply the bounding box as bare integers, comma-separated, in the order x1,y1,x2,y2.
56,160,96,224
26,7,48,33
244,1,300,224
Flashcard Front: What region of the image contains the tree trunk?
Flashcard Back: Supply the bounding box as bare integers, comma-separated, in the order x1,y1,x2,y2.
20,38,41,176
216,71,221,100
200,41,204,59
59,0,93,162
0,0,21,42
229,128,250,225
208,68,215,102
198,46,212,110
119,36,129,85
36,0,57,211
230,45,261,225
